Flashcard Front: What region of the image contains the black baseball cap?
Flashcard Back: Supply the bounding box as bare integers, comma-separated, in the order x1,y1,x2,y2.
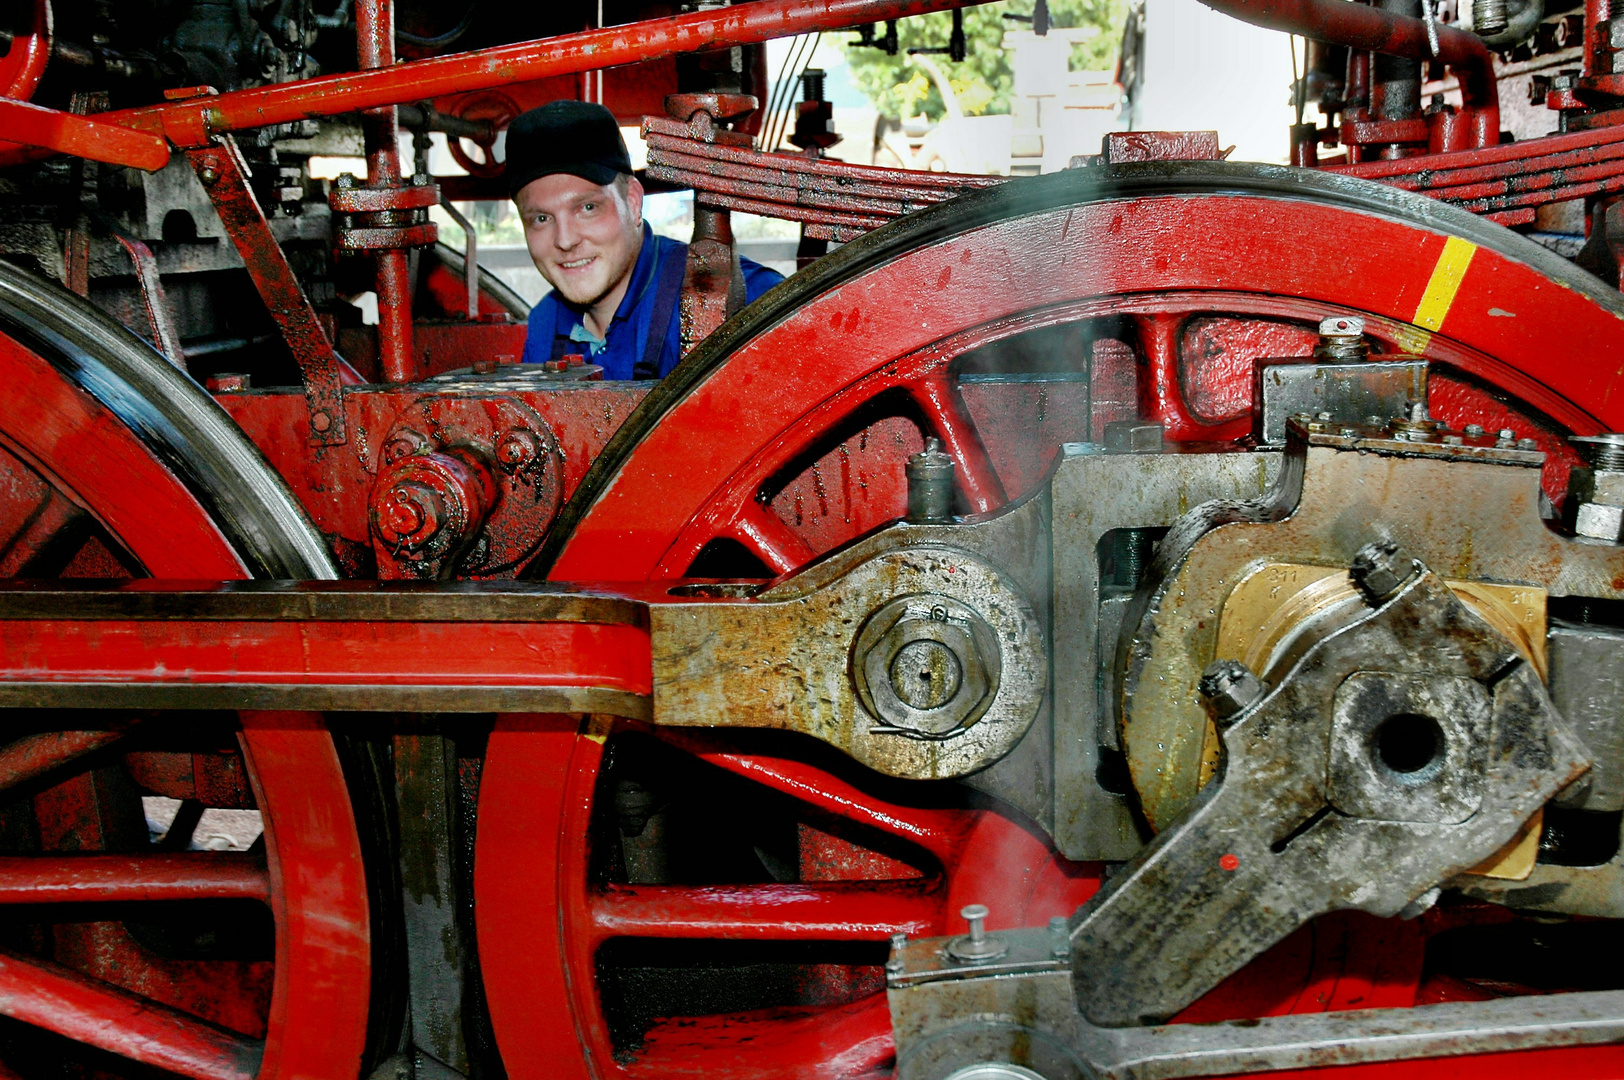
505,100,633,197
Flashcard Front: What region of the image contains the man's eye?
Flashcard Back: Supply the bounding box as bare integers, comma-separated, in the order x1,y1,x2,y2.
582,202,597,212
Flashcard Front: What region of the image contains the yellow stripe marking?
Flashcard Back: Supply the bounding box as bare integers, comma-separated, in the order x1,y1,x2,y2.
1397,236,1477,353
582,714,615,744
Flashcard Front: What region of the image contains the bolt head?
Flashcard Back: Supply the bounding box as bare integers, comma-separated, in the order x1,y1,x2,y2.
496,429,540,471
1198,659,1265,720
1349,540,1420,605
198,165,220,185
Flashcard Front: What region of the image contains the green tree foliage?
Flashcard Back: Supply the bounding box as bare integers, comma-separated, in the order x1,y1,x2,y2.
837,0,1127,120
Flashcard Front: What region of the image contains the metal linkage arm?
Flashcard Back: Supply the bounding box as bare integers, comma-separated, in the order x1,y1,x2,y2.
0,581,651,717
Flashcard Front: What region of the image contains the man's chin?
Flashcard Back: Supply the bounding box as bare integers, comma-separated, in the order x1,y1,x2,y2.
547,276,611,308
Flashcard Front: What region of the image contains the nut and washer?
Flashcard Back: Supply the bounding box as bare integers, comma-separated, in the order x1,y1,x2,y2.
852,594,1001,738
1199,659,1266,722
1349,540,1421,605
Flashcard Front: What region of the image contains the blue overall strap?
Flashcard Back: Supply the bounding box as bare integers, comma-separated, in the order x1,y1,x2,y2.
634,237,684,380
548,299,573,362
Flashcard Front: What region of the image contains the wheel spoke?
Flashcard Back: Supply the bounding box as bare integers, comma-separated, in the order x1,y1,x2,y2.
728,500,816,574
587,879,940,943
907,375,1005,513
652,730,970,864
0,729,123,795
0,948,263,1080
0,853,269,904
0,490,86,577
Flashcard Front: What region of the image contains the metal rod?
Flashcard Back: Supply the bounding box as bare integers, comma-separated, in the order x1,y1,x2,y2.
0,949,262,1080
0,854,270,904
0,0,997,167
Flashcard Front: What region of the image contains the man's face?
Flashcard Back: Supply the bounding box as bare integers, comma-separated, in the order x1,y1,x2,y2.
514,173,643,308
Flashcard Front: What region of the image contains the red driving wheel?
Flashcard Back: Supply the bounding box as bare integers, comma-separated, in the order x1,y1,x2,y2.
477,164,1624,1077
0,264,376,1080
0,0,49,102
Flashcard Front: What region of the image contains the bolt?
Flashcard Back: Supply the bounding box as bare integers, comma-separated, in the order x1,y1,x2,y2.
1570,433,1624,471
1474,0,1509,35
1314,315,1368,362
1048,915,1070,958
472,357,497,374
1340,427,1358,437
496,429,540,472
412,172,431,186
946,902,1009,963
905,437,955,524
1497,428,1517,446
198,164,220,185
311,410,332,433
1444,434,1463,445
1517,437,1541,451
1349,540,1420,605
335,172,359,189
885,931,907,974
1198,659,1265,721
1316,411,1333,421
1464,423,1486,437
383,489,425,537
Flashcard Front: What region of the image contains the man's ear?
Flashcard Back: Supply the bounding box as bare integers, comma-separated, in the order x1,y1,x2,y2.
625,176,644,224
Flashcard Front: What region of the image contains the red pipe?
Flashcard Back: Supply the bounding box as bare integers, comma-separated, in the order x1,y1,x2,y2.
355,0,417,383
0,853,270,904
0,0,995,168
1196,0,1498,144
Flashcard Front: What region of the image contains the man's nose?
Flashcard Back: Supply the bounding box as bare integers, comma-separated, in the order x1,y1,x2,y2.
553,216,580,250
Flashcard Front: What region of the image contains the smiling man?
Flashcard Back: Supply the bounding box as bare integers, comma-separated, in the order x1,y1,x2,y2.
507,101,783,379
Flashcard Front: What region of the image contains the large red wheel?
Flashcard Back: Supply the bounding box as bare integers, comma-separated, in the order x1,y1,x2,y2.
0,263,378,1080
483,163,1624,1077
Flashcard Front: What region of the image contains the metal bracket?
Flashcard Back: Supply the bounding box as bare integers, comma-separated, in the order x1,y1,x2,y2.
185,135,350,446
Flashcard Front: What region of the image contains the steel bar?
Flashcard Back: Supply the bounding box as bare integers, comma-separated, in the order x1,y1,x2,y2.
587,880,941,942
0,949,263,1080
0,0,997,168
0,853,270,904
0,98,168,170
1082,989,1624,1079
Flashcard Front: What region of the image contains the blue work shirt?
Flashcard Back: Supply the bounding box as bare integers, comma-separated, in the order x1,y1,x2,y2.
522,222,783,380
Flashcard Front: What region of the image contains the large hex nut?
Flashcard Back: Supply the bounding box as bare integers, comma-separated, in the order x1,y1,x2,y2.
853,594,1001,738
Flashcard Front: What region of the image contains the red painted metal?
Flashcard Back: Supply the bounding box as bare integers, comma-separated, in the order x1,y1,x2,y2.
0,853,269,904
549,194,1621,582
0,0,999,168
0,332,247,579
0,98,168,170
587,880,942,942
0,0,50,102
0,329,373,1079
0,615,651,697
0,949,262,1080
185,138,353,445
0,730,124,794
355,0,420,385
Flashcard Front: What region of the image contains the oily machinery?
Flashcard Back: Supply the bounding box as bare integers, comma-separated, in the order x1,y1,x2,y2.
2,0,1624,1077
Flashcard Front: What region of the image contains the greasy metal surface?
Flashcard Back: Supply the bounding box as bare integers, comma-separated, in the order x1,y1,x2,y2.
1121,429,1624,832
185,137,349,446
891,928,1624,1080
1547,619,1624,811
1049,445,1281,860
368,397,563,579
652,512,1046,780
1254,358,1427,444
1078,567,1586,1026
